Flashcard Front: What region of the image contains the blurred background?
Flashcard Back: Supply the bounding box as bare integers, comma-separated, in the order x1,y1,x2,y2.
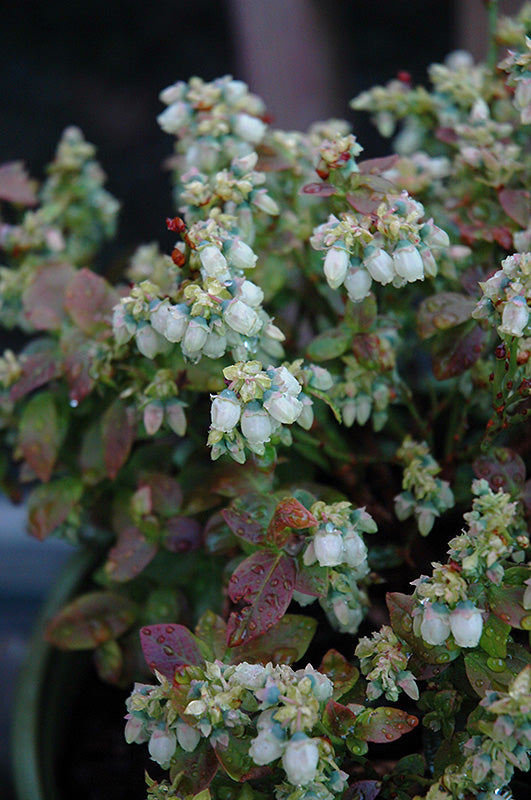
0,0,523,794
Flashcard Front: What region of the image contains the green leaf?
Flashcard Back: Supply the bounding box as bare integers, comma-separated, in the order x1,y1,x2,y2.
465,643,531,698
306,326,351,361
27,476,83,540
45,591,137,649
319,649,359,700
228,614,317,665
417,292,476,339
479,613,511,658
214,733,266,782
195,610,228,661
19,391,64,482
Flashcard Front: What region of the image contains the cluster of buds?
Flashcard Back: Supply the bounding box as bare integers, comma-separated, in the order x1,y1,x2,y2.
448,479,528,584
157,76,268,174
424,667,531,800
394,437,455,536
355,625,419,702
310,191,449,302
499,32,531,125
125,661,348,798
136,369,187,437
473,252,531,339
208,361,316,462
315,133,363,180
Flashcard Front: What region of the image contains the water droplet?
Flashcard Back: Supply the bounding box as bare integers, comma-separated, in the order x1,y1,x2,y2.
165,625,175,633
385,733,394,741
475,680,484,688
283,580,293,590
270,579,279,587
143,628,152,636
69,398,79,408
406,716,417,727
251,565,265,575
384,709,392,717
163,645,175,656
157,635,166,644
402,618,412,631
485,628,494,637
500,613,511,623
487,657,506,672
249,621,257,630
437,652,450,663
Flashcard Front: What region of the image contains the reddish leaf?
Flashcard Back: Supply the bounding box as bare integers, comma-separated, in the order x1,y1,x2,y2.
473,448,526,494
358,155,399,174
346,780,382,800
228,614,317,665
267,497,317,546
165,516,203,552
323,699,358,737
300,182,337,197
431,322,486,380
104,526,158,582
353,706,418,743
169,740,219,794
227,551,296,646
487,584,528,629
61,328,96,404
346,192,382,215
294,562,328,597
65,268,119,334
22,262,76,330
140,623,203,678
27,477,83,540
0,161,38,205
498,188,531,228
46,592,137,649
18,392,63,482
222,507,266,546
10,346,62,401
417,292,476,340
319,649,360,700
140,473,183,516
101,399,136,479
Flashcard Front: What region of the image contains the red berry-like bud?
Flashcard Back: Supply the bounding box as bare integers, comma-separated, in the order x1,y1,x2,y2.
171,248,186,267
166,216,186,233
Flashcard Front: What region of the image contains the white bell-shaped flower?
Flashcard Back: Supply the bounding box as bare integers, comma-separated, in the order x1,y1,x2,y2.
420,602,451,645
499,296,529,337
364,247,394,285
148,728,176,768
182,318,209,353
165,305,189,343
282,734,320,786
393,242,424,282
249,730,285,765
344,266,372,302
449,602,483,648
313,531,344,567
273,366,302,397
238,280,264,307
211,390,241,432
228,240,258,271
263,391,303,424
240,403,273,444
342,530,368,568
199,245,230,281
176,720,200,753
324,247,349,289
233,112,267,144
224,298,261,336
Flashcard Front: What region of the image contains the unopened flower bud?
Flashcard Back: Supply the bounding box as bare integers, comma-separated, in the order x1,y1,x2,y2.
263,391,303,424
324,246,349,289
252,191,279,215
148,729,176,767
342,530,368,568
233,112,267,144
199,245,230,281
157,102,189,133
249,730,285,765
364,247,394,285
135,325,163,358
393,242,424,282
238,280,264,307
344,266,372,301
224,298,261,335
449,602,483,648
183,318,209,353
228,240,258,271
314,531,344,567
165,401,187,436
240,403,273,444
499,296,529,337
211,390,241,432
202,331,227,359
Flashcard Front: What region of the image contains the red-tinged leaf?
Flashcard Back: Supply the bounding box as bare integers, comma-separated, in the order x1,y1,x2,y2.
300,182,337,197
227,551,296,646
295,562,328,597
104,526,158,582
65,268,119,334
139,473,183,516
165,516,203,552
140,623,203,678
431,322,486,381
417,292,476,340
93,639,123,685
319,649,359,700
222,507,266,546
195,611,228,661
27,477,83,540
10,347,62,401
498,188,531,228
228,614,317,665
436,127,459,145
18,392,63,482
45,592,137,649
353,706,418,743
79,420,107,485
346,192,382,215
169,740,219,794
61,328,98,404
473,448,526,494
346,779,382,800
267,497,317,546
386,593,460,666
22,262,76,330
487,584,528,629
358,155,399,174
323,699,358,737
0,161,38,205
101,399,136,479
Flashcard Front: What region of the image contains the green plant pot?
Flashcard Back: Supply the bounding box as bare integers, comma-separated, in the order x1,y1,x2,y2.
11,548,100,800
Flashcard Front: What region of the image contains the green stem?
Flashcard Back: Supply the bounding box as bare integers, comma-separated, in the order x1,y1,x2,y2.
486,0,500,70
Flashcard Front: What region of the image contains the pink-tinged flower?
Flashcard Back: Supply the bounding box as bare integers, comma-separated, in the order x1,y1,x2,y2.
344,266,372,301
182,319,209,353
211,391,241,432
419,602,451,645
240,404,273,444
165,401,187,436
364,247,394,285
148,728,176,767
135,325,164,358
393,242,424,282
449,602,483,648
124,715,148,744
324,247,349,289
499,296,529,337
176,720,200,753
282,734,320,786
342,530,368,568
143,402,164,435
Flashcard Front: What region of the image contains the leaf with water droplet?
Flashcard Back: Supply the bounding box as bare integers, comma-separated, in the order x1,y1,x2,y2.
27,476,83,540
226,551,296,646
323,699,358,738
194,610,228,661
45,591,136,649
228,614,316,665
140,623,203,678
430,321,485,380
417,292,476,340
168,739,219,794
487,584,528,629
353,706,418,743
346,779,382,800
294,561,329,598
319,649,359,700
479,613,510,658
19,391,65,482
387,592,460,665
104,525,158,582
213,732,270,782
267,496,317,547
473,448,525,494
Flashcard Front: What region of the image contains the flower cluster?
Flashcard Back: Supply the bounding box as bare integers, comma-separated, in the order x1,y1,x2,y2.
499,32,531,124
125,660,348,799
208,361,316,462
310,192,449,302
394,437,455,536
355,625,419,702
473,252,531,339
